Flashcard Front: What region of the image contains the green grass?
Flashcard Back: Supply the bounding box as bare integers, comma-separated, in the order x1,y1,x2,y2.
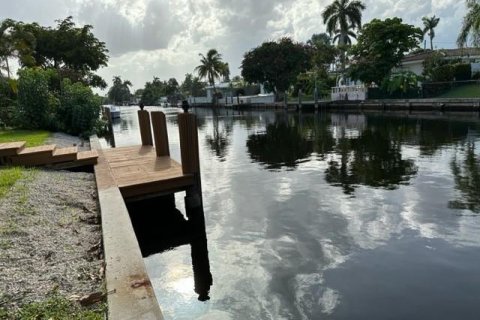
0,129,50,199
0,295,105,320
439,84,480,98
0,129,51,147
0,167,24,198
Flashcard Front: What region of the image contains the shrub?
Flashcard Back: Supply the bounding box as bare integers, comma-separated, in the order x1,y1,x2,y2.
16,68,58,130
452,63,471,81
57,79,102,137
430,64,454,82
0,78,18,127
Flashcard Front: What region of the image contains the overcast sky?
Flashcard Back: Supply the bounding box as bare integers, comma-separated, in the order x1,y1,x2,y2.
1,0,468,93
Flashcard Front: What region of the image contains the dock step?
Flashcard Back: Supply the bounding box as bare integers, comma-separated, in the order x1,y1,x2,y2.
0,141,26,157
52,146,78,163
10,144,56,166
76,150,98,165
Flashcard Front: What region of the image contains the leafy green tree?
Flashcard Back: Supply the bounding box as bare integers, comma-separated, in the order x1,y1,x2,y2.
16,68,58,129
0,19,36,77
3,17,109,88
241,38,311,99
108,76,132,105
458,0,480,47
308,33,338,71
165,78,179,96
56,78,102,137
141,77,166,105
195,49,228,100
180,73,206,96
26,17,108,72
422,16,440,50
349,18,423,85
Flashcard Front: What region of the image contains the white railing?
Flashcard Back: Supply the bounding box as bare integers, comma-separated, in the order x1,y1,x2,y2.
188,96,212,104
331,86,367,101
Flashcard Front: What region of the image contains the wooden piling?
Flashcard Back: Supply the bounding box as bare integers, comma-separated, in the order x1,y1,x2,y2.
138,110,153,146
178,111,203,219
105,107,116,147
151,111,170,157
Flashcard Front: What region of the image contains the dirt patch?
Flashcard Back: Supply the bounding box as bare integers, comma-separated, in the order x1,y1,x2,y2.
0,169,103,311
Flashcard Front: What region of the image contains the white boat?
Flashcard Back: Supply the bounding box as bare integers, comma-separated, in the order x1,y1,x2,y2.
109,106,121,119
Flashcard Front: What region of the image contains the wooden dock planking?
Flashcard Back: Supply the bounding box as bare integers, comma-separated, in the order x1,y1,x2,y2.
0,141,26,157
100,145,194,199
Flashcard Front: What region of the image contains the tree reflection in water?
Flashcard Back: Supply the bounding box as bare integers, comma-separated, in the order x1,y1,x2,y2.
247,121,313,170
205,113,232,161
325,128,418,194
449,143,480,213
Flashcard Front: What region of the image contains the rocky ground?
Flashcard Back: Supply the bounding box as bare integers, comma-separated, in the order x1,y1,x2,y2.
0,135,103,312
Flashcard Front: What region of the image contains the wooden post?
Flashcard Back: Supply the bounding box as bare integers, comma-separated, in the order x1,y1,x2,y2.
138,110,153,146
178,109,203,220
151,111,170,157
105,107,116,148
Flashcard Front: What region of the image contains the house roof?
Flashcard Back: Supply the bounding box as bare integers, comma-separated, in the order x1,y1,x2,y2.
402,48,480,63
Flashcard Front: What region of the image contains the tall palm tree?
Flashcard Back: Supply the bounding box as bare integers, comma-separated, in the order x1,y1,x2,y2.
458,0,480,47
322,0,366,72
422,15,440,50
195,49,226,101
322,0,366,46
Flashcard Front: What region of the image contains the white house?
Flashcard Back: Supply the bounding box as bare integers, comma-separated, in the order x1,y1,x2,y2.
398,48,480,76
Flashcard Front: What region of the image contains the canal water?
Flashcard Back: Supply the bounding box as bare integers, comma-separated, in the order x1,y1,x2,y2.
103,107,480,320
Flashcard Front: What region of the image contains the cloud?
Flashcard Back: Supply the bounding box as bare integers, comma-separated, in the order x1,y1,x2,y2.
77,0,184,56
0,0,469,92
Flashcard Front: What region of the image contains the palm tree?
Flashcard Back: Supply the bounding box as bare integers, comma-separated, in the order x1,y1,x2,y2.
422,15,440,50
108,76,132,105
458,0,480,47
322,0,366,72
322,0,366,46
195,49,226,102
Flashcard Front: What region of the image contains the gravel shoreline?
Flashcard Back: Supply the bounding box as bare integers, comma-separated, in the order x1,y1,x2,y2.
0,135,103,312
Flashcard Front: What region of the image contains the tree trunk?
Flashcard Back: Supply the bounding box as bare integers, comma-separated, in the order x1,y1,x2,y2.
5,57,10,78
430,36,433,50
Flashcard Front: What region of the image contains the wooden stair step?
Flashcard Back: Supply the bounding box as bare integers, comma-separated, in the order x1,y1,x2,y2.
17,144,56,155
10,144,56,166
51,146,78,163
0,141,26,157
76,150,98,165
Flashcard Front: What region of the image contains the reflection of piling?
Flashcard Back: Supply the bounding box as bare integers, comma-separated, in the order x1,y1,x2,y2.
298,89,303,112
191,230,213,301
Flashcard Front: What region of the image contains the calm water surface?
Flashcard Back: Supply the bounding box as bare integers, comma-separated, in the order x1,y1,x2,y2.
104,107,480,320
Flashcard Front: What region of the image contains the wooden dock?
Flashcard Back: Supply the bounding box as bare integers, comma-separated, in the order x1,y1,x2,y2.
99,146,194,199
93,107,206,320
